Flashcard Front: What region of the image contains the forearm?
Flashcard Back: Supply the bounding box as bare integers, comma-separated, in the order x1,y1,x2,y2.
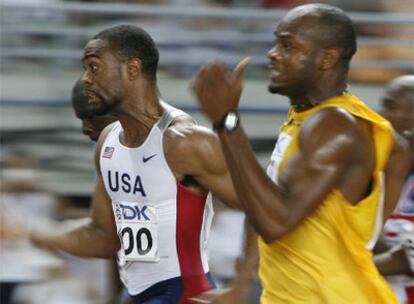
30,217,120,259
374,248,412,276
218,126,288,241
374,236,413,276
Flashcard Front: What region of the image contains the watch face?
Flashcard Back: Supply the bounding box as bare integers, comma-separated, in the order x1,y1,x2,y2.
224,112,238,130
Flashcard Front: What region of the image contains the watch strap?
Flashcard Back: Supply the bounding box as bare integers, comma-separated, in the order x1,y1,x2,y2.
213,111,239,131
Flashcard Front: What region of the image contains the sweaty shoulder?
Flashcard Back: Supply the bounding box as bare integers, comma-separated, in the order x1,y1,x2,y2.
164,119,225,178
302,107,360,135
296,107,377,203
299,107,375,169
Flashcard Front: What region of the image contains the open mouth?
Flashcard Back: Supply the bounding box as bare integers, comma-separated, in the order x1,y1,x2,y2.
270,69,281,78
268,64,282,79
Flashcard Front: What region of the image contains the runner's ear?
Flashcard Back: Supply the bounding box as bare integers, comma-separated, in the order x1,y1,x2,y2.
127,58,142,81
319,48,340,71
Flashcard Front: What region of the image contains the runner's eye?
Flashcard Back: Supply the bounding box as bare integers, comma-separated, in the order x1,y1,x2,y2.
90,63,98,73
282,42,292,51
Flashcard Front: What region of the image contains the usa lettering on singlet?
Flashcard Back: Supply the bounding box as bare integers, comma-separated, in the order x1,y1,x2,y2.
100,108,214,296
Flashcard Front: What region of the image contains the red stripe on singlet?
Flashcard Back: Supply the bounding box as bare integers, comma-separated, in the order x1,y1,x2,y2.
389,213,414,222
175,183,213,303
176,183,212,304
406,286,414,304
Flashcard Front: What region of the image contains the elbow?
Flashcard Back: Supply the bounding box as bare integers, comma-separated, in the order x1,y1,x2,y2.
254,213,295,244
256,222,288,244
260,229,282,244
91,228,121,259
222,199,242,211
261,233,279,244
245,198,294,243
103,237,121,258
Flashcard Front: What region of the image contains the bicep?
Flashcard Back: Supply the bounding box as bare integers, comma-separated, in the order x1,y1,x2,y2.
167,126,240,209
281,151,347,227
280,110,358,229
191,132,240,208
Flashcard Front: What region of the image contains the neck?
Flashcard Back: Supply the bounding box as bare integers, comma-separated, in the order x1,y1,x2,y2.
117,82,164,147
290,76,348,112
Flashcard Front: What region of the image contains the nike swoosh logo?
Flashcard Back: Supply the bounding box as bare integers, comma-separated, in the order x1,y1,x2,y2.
143,154,157,163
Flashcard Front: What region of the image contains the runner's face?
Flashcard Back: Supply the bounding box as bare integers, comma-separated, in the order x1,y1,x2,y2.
81,39,124,116
73,100,116,141
267,15,320,98
380,90,414,136
83,116,116,142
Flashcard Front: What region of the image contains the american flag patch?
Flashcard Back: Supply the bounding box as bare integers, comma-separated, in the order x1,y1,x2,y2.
102,146,115,159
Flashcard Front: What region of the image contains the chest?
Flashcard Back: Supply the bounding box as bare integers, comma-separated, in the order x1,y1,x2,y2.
100,129,176,202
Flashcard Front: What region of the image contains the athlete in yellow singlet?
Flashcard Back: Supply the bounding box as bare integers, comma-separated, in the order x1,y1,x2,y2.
192,3,411,304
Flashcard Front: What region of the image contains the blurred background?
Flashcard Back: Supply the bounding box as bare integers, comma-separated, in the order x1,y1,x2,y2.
0,0,413,303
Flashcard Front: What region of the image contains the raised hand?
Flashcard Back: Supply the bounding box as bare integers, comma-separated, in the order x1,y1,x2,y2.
191,57,250,125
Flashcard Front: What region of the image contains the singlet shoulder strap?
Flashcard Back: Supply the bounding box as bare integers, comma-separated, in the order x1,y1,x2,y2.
111,121,122,132
157,109,188,132
101,121,121,144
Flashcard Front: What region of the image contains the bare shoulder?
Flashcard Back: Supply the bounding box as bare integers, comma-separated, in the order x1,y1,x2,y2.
299,107,369,162
302,107,360,139
164,121,219,160
163,119,224,176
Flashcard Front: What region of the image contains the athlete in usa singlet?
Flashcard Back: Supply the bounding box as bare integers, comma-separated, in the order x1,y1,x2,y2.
100,109,215,303
261,94,398,303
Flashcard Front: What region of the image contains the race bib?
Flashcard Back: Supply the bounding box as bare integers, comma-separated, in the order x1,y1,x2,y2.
266,132,292,182
113,201,160,262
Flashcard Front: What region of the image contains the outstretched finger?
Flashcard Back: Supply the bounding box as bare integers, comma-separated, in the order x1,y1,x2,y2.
190,66,208,97
233,56,251,82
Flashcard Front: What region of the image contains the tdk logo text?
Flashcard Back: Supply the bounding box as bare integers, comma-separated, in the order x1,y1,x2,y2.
118,204,150,221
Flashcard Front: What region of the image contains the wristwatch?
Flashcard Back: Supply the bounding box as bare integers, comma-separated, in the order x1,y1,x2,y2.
213,111,240,132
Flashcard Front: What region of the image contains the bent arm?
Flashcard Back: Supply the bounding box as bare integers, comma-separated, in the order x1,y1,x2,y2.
31,123,120,258
218,110,362,243
31,178,120,258
165,125,240,209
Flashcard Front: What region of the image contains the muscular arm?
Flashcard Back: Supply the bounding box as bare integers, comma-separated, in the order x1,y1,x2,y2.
31,179,119,258
165,124,240,209
165,122,259,301
218,109,367,243
31,123,120,258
